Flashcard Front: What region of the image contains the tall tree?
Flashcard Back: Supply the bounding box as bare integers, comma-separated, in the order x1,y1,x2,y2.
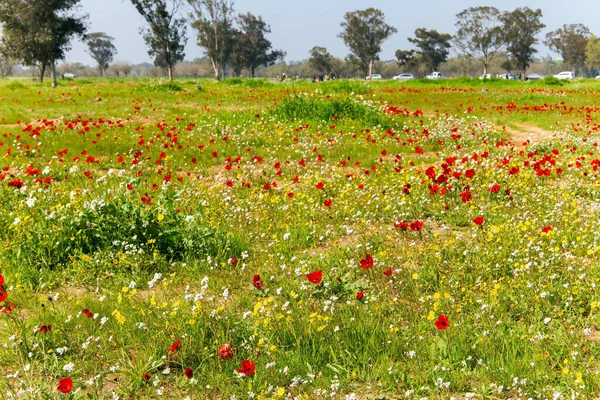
395,49,420,75
84,32,117,77
188,0,235,80
501,7,545,78
130,0,187,81
0,0,87,87
586,34,600,73
230,12,284,78
339,8,396,78
408,28,452,72
454,6,504,75
308,46,333,74
544,24,590,74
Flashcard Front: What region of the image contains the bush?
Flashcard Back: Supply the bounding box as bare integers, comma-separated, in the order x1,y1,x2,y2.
541,76,565,86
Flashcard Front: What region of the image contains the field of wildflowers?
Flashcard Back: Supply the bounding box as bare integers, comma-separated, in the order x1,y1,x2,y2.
2,77,600,399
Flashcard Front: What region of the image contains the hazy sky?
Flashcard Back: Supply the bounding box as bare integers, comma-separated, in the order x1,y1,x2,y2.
66,0,600,66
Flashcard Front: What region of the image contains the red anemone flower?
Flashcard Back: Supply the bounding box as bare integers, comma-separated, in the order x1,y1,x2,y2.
169,339,181,352
360,253,374,269
306,270,323,284
39,324,52,333
142,373,150,381
57,377,73,393
356,291,365,300
541,226,552,233
435,315,450,330
383,269,393,277
473,216,485,225
0,290,6,303
323,199,332,207
82,309,93,318
219,343,234,359
253,274,263,290
184,367,193,379
237,359,255,376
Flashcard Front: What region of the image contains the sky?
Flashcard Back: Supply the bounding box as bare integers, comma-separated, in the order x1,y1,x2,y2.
65,0,600,66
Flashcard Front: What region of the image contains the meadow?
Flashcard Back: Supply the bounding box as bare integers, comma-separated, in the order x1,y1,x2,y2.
1,76,600,399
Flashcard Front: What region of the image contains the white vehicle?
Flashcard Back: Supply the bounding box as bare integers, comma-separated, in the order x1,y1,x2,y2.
63,72,76,78
525,74,544,81
366,74,382,80
426,72,444,79
393,73,414,81
479,74,495,79
596,75,600,80
554,71,575,80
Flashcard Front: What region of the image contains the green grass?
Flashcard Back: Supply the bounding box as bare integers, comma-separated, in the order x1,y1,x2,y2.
1,77,600,399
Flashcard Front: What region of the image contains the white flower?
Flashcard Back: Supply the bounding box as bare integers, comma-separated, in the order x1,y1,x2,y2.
543,317,552,325
63,362,75,372
25,197,36,208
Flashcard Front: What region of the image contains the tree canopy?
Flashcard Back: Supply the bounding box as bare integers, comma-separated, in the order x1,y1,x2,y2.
339,8,396,78
501,7,545,77
545,24,590,74
408,28,452,72
85,32,117,76
308,46,333,74
130,0,187,81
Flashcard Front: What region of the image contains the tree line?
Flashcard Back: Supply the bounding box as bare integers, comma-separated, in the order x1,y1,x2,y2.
1,1,599,87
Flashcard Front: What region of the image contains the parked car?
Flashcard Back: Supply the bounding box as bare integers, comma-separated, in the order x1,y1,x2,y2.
366,74,382,80
596,75,600,80
525,74,544,81
426,72,444,79
479,74,495,79
554,71,575,80
497,73,518,80
393,73,414,81
63,72,76,78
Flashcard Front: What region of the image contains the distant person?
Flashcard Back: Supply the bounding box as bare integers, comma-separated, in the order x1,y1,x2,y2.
281,72,286,81
312,75,316,83
331,72,336,80
318,72,324,82
295,73,299,80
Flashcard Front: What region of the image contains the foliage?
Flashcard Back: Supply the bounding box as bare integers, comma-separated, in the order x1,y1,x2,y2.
454,6,505,75
408,28,453,72
586,34,600,72
339,8,396,78
0,0,87,87
501,7,545,77
308,46,333,74
130,0,187,81
84,32,117,76
545,24,590,74
187,0,235,80
229,12,284,78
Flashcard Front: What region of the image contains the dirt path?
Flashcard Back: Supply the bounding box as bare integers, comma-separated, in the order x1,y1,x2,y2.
503,122,557,145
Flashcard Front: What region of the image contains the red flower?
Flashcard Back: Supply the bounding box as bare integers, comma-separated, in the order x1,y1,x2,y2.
8,178,24,188
410,221,423,232
0,290,6,303
435,315,449,330
472,216,485,225
394,221,409,230
323,199,332,207
57,377,73,394
465,169,475,179
184,367,193,379
39,324,52,333
1,301,15,314
169,339,181,352
0,273,4,286
383,269,393,277
315,182,325,189
142,373,150,381
82,309,93,318
307,270,323,284
359,253,374,269
219,343,234,359
253,274,263,290
237,359,255,376
541,226,552,233
356,291,364,300
415,147,424,154
230,258,238,265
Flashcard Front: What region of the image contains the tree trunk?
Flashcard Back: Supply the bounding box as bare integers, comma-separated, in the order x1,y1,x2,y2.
101,68,106,77
168,65,173,81
51,60,57,88
483,55,488,76
211,58,220,81
251,66,255,78
368,60,373,79
39,63,46,83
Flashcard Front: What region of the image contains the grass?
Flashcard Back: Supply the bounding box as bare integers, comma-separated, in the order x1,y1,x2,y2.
1,76,600,399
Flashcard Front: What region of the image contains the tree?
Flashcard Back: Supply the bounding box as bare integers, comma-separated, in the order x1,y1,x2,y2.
84,32,117,76
308,46,333,74
454,6,505,75
501,7,545,78
230,12,284,78
339,8,396,78
408,28,452,72
544,24,590,75
395,49,420,75
130,0,187,81
188,0,235,80
0,0,87,87
586,34,600,73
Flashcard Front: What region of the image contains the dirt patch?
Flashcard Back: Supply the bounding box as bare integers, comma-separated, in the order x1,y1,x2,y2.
502,123,556,145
